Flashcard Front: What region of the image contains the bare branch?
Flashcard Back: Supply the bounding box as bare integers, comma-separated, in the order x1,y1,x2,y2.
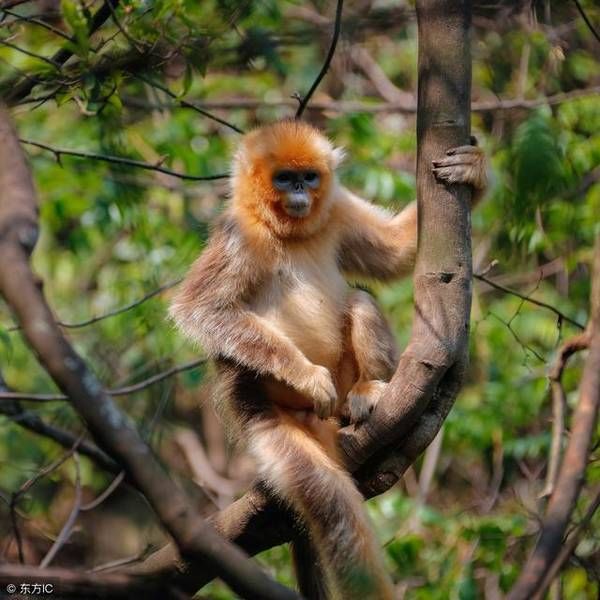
0,8,73,41
40,452,82,567
350,45,414,105
0,399,118,472
295,0,344,118
81,471,125,511
475,272,585,330
538,486,600,594
541,333,590,497
0,358,206,402
7,278,182,331
19,138,228,181
134,74,244,134
0,38,62,68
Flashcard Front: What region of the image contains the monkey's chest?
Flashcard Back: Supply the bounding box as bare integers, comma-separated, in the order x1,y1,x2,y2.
252,261,348,369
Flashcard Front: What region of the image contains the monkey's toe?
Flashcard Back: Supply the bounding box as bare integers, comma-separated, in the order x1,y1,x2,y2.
346,380,386,424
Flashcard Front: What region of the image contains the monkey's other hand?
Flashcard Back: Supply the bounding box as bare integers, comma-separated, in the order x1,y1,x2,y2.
432,145,487,193
303,365,337,419
344,380,387,424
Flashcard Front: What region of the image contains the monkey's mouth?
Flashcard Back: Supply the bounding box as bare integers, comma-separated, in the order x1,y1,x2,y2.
283,193,311,218
284,203,310,218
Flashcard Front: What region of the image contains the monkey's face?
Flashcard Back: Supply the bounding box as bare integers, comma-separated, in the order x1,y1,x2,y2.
272,168,321,218
232,121,343,238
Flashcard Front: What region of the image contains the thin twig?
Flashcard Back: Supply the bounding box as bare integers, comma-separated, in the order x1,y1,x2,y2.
0,8,73,41
475,273,585,330
0,38,62,68
19,138,228,180
572,0,600,44
8,278,182,331
134,74,244,134
90,547,154,573
0,358,206,402
0,404,118,472
9,436,83,563
295,0,344,118
81,471,125,511
105,0,146,53
40,452,82,567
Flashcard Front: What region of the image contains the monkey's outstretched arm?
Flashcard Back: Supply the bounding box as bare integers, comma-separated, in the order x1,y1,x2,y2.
337,190,418,281
338,144,486,281
170,218,337,414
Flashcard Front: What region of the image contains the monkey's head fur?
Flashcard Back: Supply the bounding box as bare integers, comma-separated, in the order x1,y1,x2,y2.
231,120,344,239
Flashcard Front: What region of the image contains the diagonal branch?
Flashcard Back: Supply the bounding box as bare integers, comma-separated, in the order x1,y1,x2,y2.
19,138,229,181
0,105,299,600
572,0,600,44
508,234,600,599
475,273,585,329
7,278,182,331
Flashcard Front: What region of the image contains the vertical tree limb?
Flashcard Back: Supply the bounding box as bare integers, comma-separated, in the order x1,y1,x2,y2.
339,0,473,480
0,106,299,600
508,235,600,599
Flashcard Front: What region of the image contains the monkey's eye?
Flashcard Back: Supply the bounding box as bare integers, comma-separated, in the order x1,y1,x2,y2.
274,171,294,187
304,171,319,183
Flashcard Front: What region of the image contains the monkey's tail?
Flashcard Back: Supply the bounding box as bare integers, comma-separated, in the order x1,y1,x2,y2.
291,533,328,600
248,412,394,600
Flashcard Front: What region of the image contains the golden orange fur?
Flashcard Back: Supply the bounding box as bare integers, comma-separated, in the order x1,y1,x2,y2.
170,120,487,599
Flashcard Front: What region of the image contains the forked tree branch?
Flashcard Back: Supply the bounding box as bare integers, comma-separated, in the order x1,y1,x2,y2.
0,106,299,600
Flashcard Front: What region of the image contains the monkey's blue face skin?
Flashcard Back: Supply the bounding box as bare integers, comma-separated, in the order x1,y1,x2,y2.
273,169,321,218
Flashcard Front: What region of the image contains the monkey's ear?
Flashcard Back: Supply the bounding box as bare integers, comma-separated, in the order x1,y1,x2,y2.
331,146,346,168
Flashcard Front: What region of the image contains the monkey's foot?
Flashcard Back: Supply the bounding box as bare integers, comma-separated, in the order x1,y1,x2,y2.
344,380,387,424
432,145,487,190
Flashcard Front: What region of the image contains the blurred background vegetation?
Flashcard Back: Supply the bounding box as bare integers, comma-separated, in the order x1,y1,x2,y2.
0,0,599,598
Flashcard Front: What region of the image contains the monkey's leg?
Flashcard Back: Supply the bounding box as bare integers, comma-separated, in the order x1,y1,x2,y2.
248,411,394,600
344,289,398,424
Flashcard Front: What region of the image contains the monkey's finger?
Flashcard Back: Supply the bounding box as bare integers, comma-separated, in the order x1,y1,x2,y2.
445,145,482,156
433,165,472,184
432,154,481,168
347,394,373,424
